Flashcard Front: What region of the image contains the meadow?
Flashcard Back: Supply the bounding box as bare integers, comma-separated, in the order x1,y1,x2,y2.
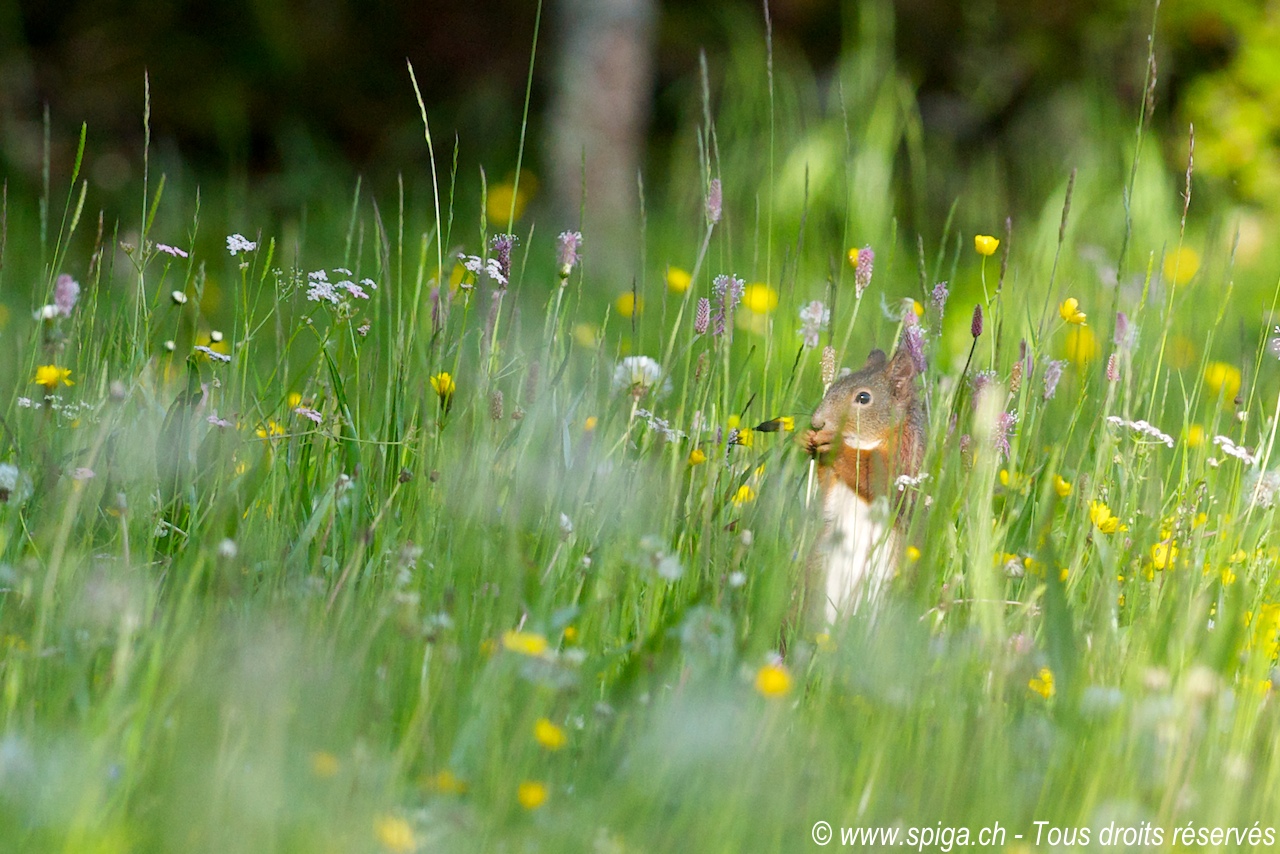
2,14,1280,854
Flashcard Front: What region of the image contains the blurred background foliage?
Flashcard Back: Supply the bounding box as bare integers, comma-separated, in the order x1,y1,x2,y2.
1,0,1278,282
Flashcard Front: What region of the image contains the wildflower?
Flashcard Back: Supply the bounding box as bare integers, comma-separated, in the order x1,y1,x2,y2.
502,630,549,657
255,420,284,439
895,473,930,491
906,546,922,562
310,751,340,779
1203,362,1241,402
288,392,303,408
903,323,926,373
1213,435,1257,465
1106,416,1175,448
207,413,233,428
1106,353,1120,382
732,484,756,507
458,253,507,288
615,292,642,317
931,281,949,318
1089,501,1122,534
1151,541,1178,570
742,283,778,314
487,178,532,223
33,365,73,391
706,178,722,224
970,369,997,395
1163,246,1200,285
612,356,668,397
1058,297,1087,325
489,233,516,285
974,234,1000,256
636,408,686,441
425,769,467,795
821,346,836,385
1063,326,1099,366
688,448,707,466
295,406,323,424
70,467,95,481
34,304,58,321
430,372,456,400
1043,360,1067,401
534,717,567,750
667,266,692,293
53,274,80,317
155,243,188,258
853,247,874,298
1028,667,1055,698
694,298,711,335
970,304,984,338
210,329,224,343
754,661,792,697
778,416,795,431
1114,312,1134,350
337,279,369,300
1053,475,1072,497
194,345,231,363
993,411,1018,458
584,415,598,432
373,814,416,853
170,290,188,306
796,300,830,348
216,538,238,559
226,234,257,255
712,274,745,336
556,231,582,279
517,781,548,810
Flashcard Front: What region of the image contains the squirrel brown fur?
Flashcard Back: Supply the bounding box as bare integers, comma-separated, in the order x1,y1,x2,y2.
801,346,925,622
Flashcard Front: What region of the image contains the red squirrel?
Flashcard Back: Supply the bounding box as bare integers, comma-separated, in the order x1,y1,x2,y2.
803,347,925,622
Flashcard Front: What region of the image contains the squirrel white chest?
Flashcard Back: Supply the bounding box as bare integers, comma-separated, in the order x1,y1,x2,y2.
821,480,899,622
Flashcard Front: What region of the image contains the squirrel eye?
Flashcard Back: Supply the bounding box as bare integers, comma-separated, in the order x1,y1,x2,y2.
855,391,872,405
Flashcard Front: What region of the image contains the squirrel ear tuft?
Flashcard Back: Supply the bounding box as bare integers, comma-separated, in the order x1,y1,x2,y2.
863,349,888,371
888,348,916,398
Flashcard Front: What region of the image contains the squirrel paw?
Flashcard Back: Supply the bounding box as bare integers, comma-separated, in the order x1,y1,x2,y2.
804,427,837,458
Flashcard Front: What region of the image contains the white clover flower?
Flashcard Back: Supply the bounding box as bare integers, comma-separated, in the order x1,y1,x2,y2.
226,234,258,255
612,356,669,397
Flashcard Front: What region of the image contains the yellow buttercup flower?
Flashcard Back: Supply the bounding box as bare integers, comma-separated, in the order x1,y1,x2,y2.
486,173,536,224
1053,475,1072,497
666,266,692,293
584,416,598,432
572,323,599,348
778,416,795,432
288,392,303,408
33,365,73,390
1203,362,1241,402
1089,501,1121,534
1163,246,1200,285
1028,667,1055,699
846,247,860,268
1150,541,1178,570
1186,424,1205,447
255,420,284,439
732,484,756,506
905,546,922,562
1058,297,1087,325
974,234,1000,256
534,718,567,751
424,769,467,794
502,630,549,657
373,814,416,854
517,780,548,810
687,448,707,466
615,292,642,317
430,372,456,399
1063,326,1099,366
754,662,792,697
742,283,779,315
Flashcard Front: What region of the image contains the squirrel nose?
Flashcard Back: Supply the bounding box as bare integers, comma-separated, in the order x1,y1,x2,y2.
811,416,826,431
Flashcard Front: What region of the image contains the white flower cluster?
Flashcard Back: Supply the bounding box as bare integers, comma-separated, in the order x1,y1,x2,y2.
459,253,507,288
1105,416,1174,448
797,300,830,348
194,345,231,363
306,269,375,304
1213,435,1258,465
895,473,931,492
226,233,258,255
636,408,686,442
612,356,670,397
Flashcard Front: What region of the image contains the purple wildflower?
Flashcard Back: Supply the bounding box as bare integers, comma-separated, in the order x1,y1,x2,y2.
357,321,371,336
904,323,927,373
337,280,369,300
156,243,188,258
970,369,997,395
854,247,874,298
1106,353,1120,382
557,231,582,279
208,413,234,428
489,233,516,286
294,406,323,424
1043,360,1066,401
706,179,722,224
931,281,949,318
712,274,744,337
695,298,711,335
993,410,1019,459
797,300,829,348
970,304,984,338
1114,311,1133,350
54,274,80,317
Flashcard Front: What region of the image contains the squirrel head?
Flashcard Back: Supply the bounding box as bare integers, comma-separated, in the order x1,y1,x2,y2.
809,348,917,453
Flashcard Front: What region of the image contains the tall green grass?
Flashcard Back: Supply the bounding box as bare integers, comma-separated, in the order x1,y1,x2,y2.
0,8,1279,853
